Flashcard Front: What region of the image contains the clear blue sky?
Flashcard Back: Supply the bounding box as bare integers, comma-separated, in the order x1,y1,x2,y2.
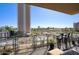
0,3,17,27
0,3,79,28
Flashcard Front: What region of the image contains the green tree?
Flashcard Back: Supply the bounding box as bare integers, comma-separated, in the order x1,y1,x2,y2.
5,26,16,31
0,26,17,31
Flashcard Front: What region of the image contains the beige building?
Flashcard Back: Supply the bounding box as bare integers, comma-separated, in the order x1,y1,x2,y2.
0,30,10,37
18,4,30,34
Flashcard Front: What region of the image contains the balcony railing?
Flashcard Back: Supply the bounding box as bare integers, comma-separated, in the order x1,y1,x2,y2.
0,33,79,55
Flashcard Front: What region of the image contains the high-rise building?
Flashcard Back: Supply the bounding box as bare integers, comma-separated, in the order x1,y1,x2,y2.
73,22,79,31
18,4,30,34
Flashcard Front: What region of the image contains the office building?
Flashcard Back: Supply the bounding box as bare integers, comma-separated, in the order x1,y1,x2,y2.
74,22,79,31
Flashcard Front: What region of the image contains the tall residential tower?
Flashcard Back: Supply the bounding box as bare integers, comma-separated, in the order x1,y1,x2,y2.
18,4,30,34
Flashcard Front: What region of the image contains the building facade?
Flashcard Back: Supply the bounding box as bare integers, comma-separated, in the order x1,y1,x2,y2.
0,30,10,37
73,22,79,31
18,4,30,34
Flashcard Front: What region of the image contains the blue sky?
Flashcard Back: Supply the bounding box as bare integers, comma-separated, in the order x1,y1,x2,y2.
0,3,17,27
0,3,79,28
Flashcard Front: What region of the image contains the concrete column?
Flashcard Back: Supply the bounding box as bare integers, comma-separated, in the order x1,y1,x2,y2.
18,3,30,34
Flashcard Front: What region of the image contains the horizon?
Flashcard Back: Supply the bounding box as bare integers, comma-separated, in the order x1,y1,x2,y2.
0,25,73,29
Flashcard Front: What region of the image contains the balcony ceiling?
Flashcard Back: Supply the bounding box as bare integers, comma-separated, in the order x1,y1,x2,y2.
31,3,79,15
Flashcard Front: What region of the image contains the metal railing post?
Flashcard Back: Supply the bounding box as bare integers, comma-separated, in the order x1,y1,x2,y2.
46,34,49,50
13,36,17,55
32,35,37,50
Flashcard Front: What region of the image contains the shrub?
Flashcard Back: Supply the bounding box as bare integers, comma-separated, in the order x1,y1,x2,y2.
1,46,13,55
48,38,56,44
